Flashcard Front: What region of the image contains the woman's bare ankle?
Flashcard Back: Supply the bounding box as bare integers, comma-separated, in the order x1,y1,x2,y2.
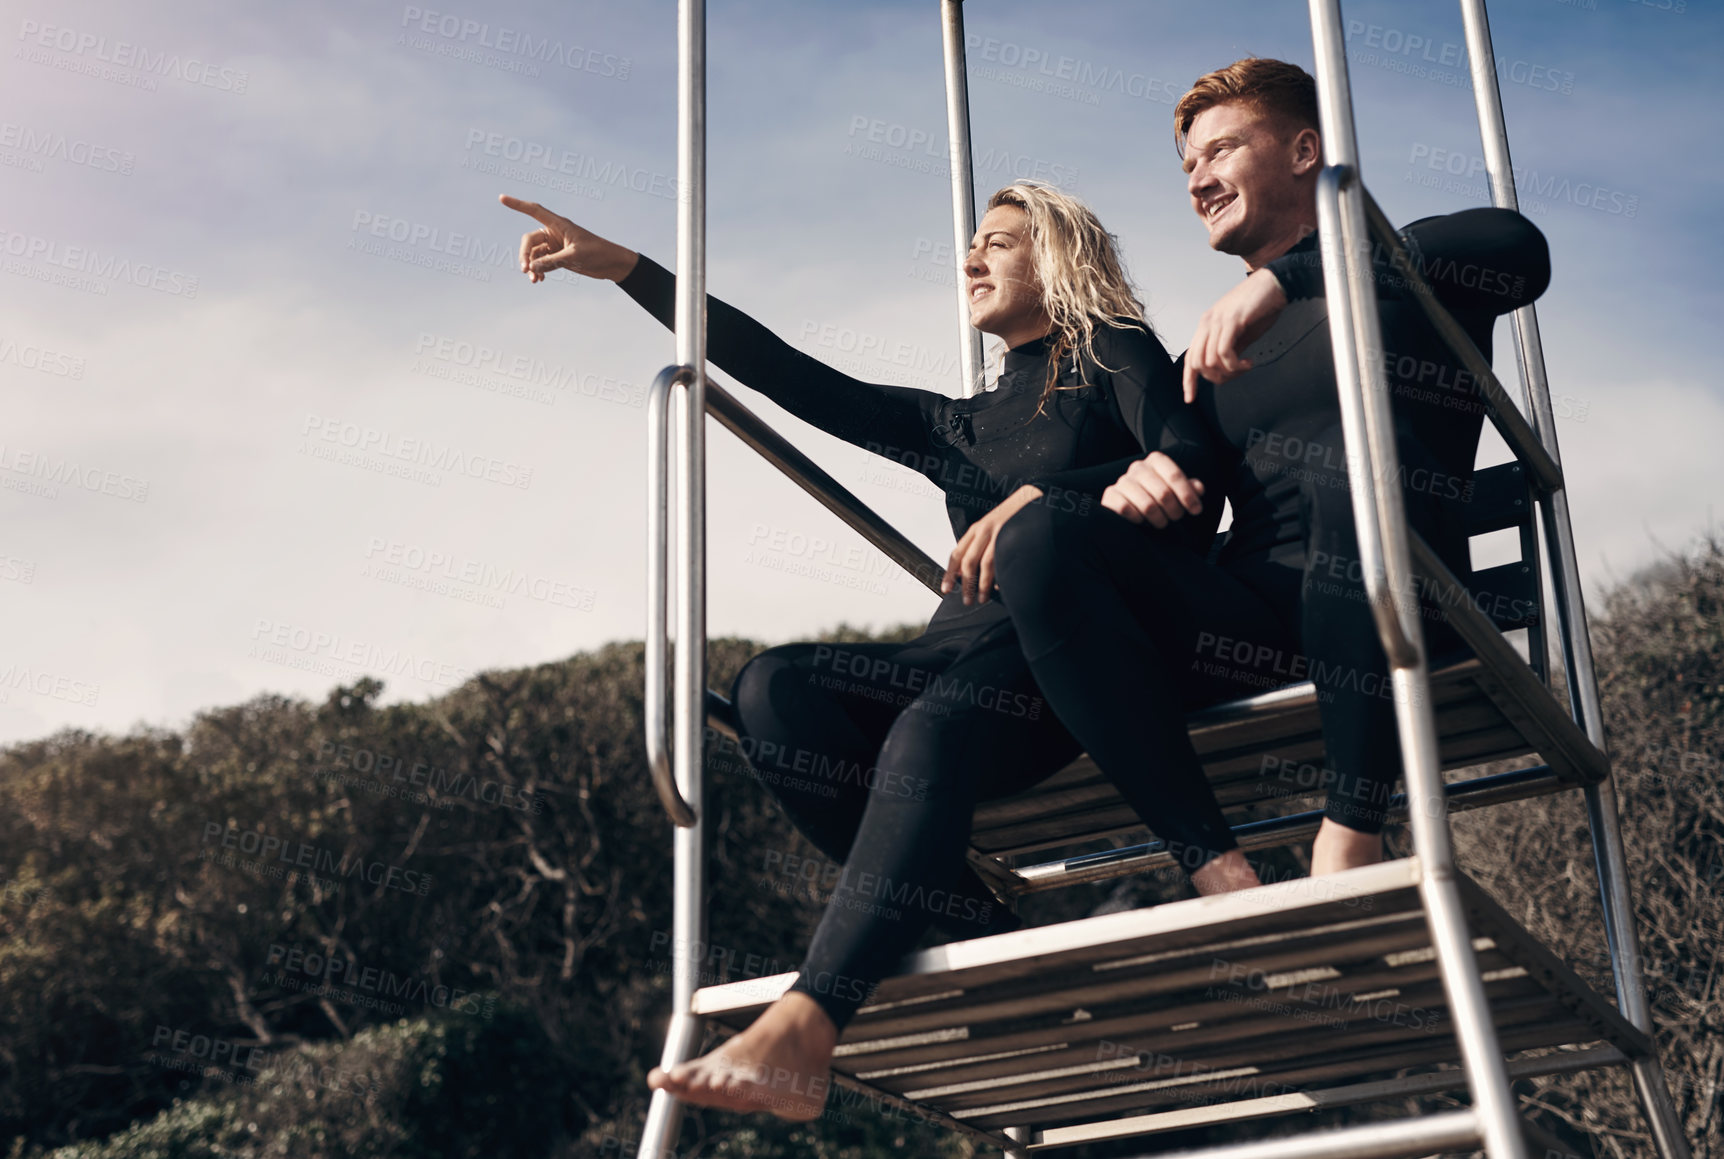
768,991,839,1052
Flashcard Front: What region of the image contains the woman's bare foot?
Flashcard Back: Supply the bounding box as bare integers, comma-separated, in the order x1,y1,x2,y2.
647,991,838,1121
1190,848,1261,895
1310,818,1383,875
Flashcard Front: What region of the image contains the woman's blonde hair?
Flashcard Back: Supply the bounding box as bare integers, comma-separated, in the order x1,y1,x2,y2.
983,182,1148,412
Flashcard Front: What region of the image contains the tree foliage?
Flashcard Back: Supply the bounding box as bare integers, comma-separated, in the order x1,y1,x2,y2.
0,538,1718,1159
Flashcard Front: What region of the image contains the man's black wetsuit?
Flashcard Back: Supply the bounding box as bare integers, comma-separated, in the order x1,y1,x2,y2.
617,255,1238,1029
995,207,1551,842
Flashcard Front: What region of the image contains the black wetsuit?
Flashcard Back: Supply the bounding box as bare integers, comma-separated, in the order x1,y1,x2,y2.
617,255,1235,1029
995,208,1551,838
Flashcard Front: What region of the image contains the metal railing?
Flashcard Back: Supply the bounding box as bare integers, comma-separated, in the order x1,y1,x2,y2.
635,0,708,1151
635,1,1692,1157
1454,4,1688,1155
940,0,983,397
1307,8,1524,1156
1308,2,1690,1158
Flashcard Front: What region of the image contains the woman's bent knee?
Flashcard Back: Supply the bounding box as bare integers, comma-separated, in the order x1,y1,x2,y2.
730,644,814,737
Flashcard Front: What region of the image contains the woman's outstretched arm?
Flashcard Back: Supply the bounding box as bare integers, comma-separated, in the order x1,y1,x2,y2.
502,195,944,462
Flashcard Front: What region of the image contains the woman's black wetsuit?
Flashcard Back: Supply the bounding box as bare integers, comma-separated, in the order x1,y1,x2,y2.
994,208,1552,838
616,255,1238,1030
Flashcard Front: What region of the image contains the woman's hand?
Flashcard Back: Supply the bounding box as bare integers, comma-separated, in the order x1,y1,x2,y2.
1181,266,1288,402
499,194,639,283
942,485,1043,605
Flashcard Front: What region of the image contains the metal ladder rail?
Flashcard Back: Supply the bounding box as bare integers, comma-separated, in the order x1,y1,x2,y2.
1306,3,1523,1158
941,0,984,397
637,5,962,1153
636,0,707,1152
635,0,1684,1154
1304,3,1691,1158
1455,5,1691,1155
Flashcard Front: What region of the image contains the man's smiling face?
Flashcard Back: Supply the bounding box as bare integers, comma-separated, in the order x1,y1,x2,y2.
1183,100,1318,265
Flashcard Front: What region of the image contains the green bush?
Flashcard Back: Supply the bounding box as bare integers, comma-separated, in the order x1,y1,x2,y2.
36,1005,561,1159
4,537,1721,1159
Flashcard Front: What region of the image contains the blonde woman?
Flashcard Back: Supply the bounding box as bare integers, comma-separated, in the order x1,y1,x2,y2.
504,184,1256,1120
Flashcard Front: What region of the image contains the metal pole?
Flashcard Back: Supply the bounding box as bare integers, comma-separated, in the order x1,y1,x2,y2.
646,367,697,827
1457,6,1691,1156
1455,0,1592,724
1307,6,1527,1159
638,0,709,1153
1131,1109,1482,1159
940,0,984,396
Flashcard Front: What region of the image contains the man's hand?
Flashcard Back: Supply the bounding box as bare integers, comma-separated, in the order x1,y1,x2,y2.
942,485,1043,605
1100,452,1205,528
1182,266,1289,402
499,194,638,283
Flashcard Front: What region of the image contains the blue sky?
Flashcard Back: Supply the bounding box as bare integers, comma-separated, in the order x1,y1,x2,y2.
1,0,1718,742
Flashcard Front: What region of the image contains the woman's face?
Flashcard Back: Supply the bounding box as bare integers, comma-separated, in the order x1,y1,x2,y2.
963,204,1049,346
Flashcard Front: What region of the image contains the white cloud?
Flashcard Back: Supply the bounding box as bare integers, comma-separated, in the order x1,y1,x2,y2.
0,0,1717,742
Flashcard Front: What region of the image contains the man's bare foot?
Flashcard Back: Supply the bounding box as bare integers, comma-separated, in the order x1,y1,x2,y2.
1190,848,1261,895
647,991,838,1121
1310,818,1383,875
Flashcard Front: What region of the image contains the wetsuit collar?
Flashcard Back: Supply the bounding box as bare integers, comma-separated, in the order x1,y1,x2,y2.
1261,228,1319,270
1000,334,1053,380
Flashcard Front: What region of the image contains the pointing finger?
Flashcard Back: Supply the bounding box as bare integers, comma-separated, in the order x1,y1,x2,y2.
499,194,566,231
